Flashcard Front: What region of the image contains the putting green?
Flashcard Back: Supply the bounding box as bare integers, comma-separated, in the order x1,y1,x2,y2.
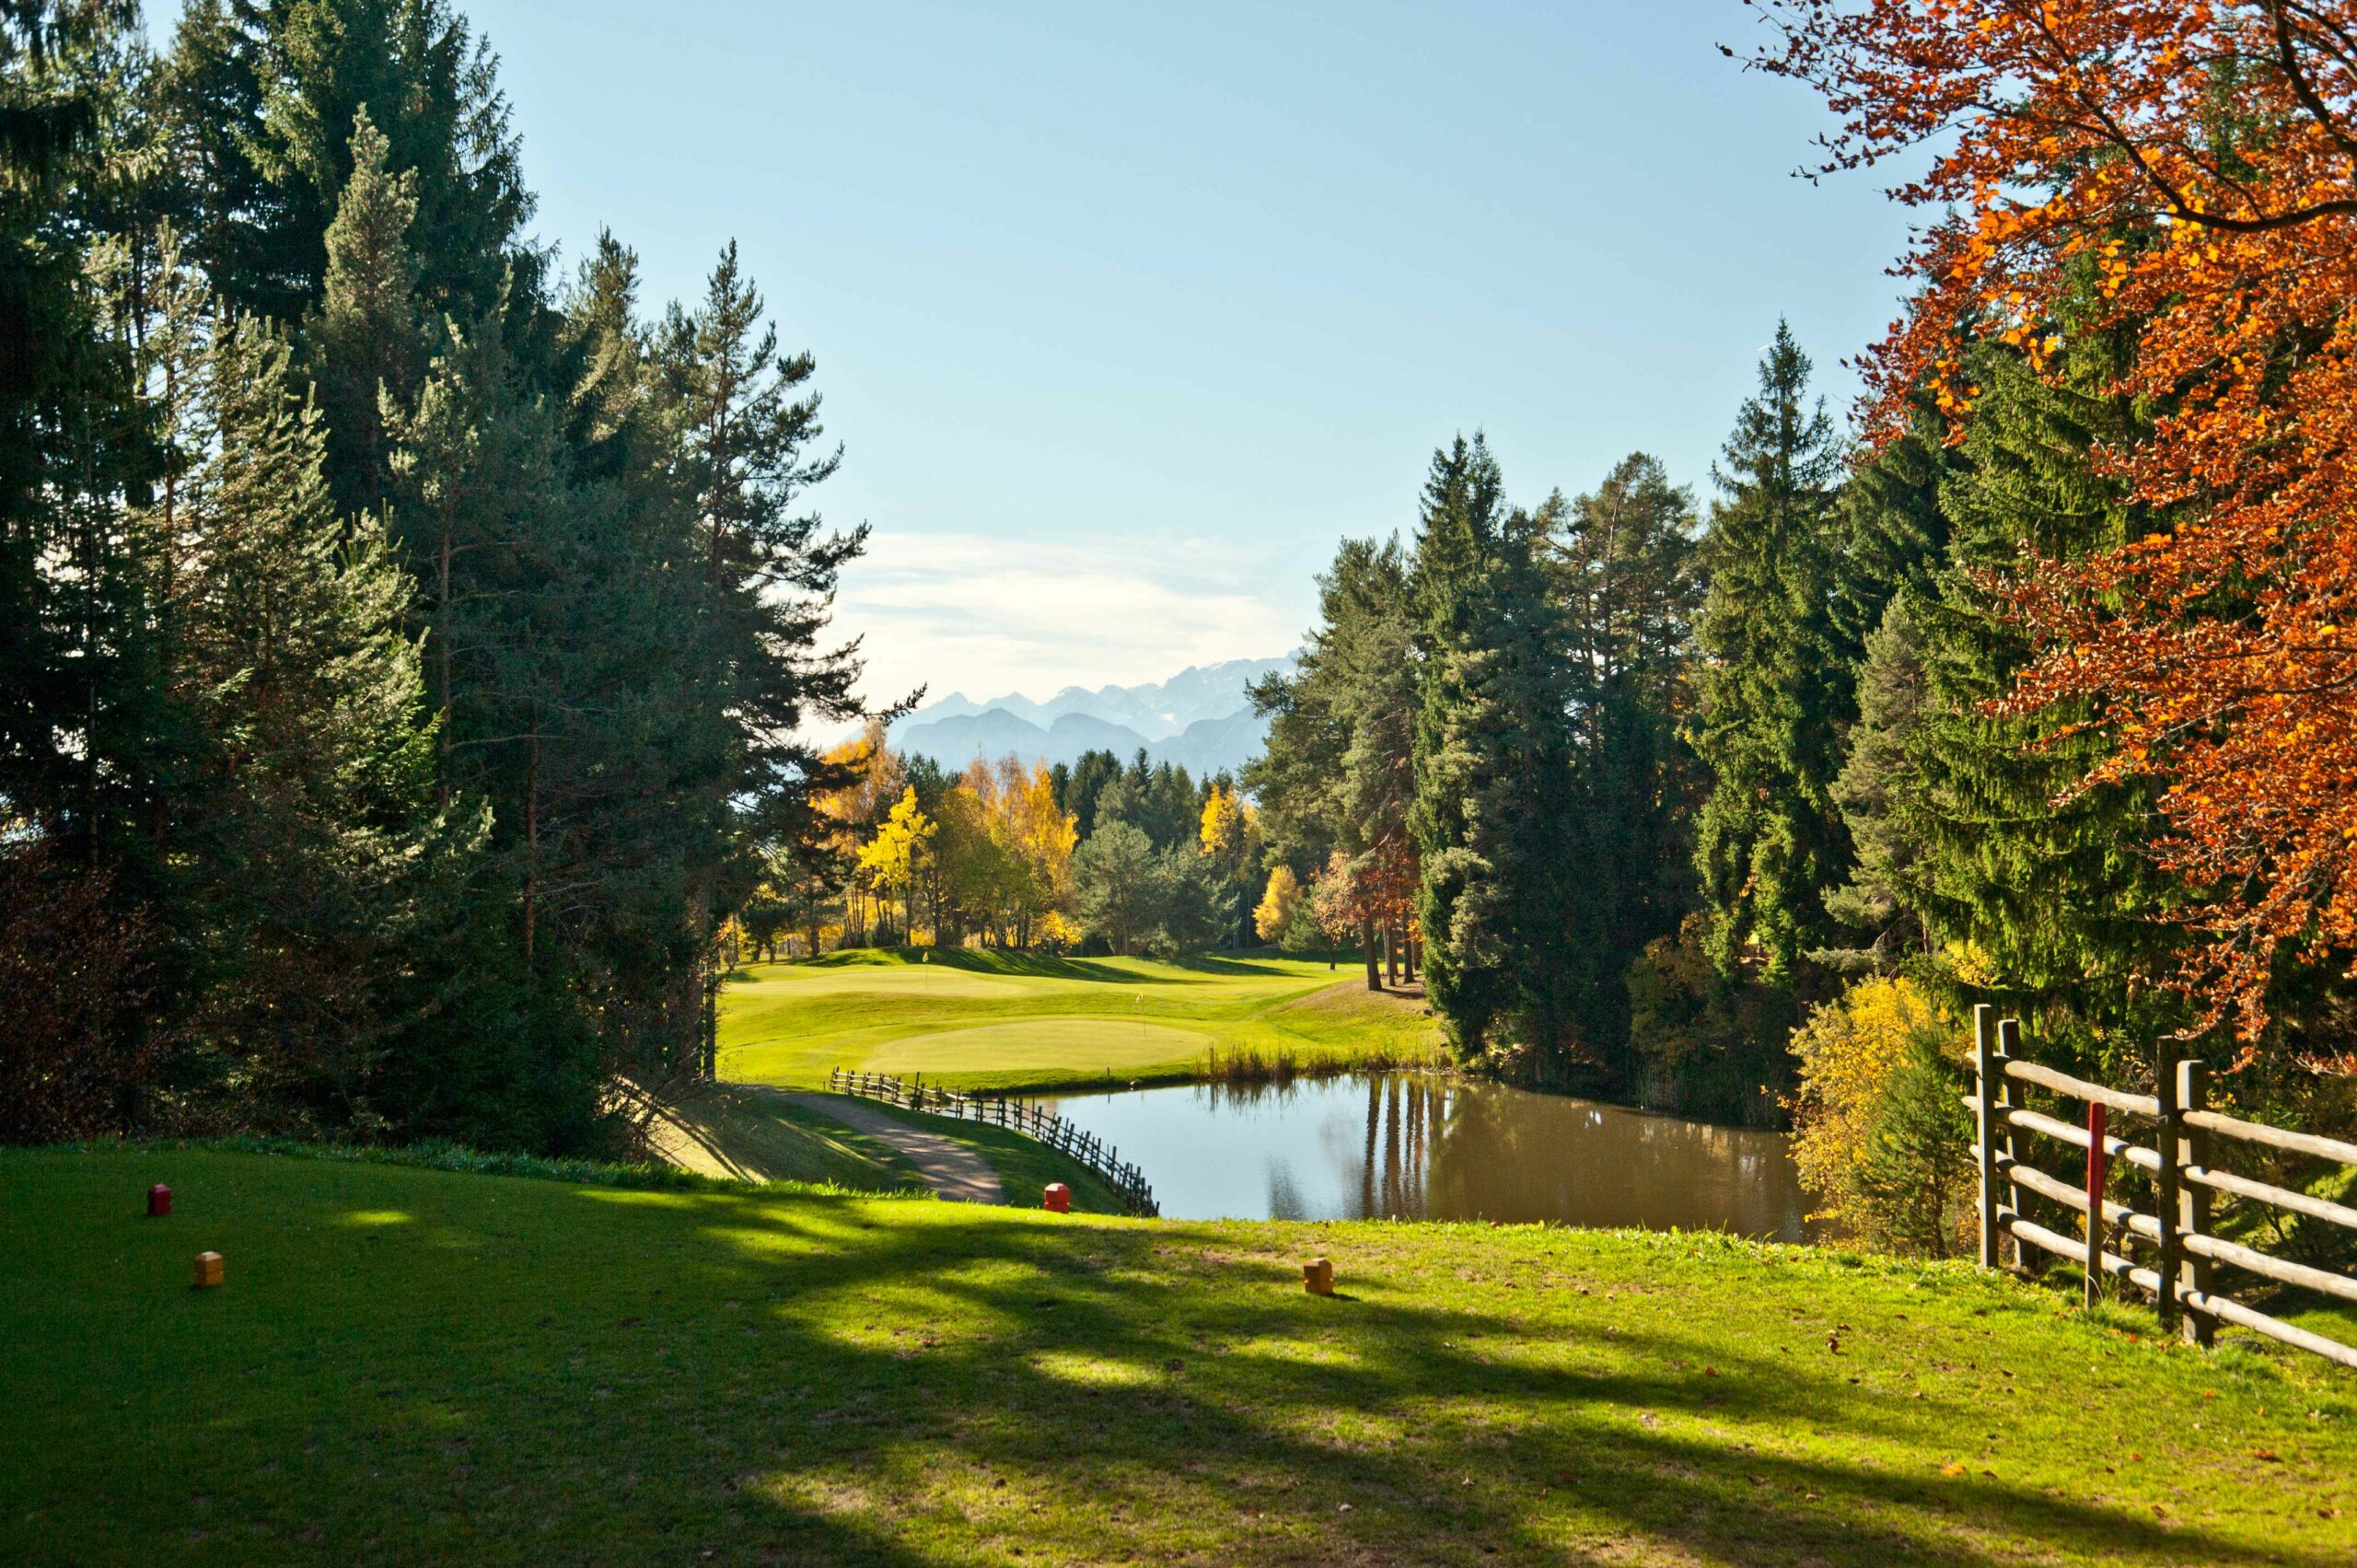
865,1018,1213,1078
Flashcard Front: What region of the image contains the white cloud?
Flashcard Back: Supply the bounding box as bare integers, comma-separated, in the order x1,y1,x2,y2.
827,530,1306,711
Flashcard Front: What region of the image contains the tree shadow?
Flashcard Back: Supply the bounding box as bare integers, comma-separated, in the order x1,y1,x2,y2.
342,1188,2357,1562
41,1156,2348,1566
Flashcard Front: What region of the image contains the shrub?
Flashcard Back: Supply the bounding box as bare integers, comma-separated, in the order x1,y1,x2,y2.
1789,975,1976,1258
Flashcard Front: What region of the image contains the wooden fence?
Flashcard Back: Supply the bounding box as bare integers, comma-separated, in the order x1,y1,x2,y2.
828,1068,1159,1217
1970,1004,2357,1370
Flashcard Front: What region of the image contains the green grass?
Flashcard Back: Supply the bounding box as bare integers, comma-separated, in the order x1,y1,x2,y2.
852,1099,1126,1214
639,1083,933,1192
720,947,1445,1093
8,1145,2356,1565
639,1083,1125,1214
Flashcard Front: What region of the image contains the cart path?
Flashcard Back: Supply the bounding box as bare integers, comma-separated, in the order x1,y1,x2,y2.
761,1088,1005,1205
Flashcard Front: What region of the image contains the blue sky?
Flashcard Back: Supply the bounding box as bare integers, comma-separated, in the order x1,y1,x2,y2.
162,2,1923,708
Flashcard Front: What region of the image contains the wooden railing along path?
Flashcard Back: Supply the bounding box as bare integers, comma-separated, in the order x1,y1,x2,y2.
1971,1005,2357,1369
828,1068,1159,1217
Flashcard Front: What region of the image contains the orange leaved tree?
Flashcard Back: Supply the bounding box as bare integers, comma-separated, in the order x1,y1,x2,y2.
1758,0,2357,1040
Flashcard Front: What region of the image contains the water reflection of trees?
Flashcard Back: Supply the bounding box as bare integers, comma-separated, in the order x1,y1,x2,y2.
1329,1074,1812,1241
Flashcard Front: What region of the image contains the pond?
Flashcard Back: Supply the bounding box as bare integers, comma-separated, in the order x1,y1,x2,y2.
1044,1073,1821,1240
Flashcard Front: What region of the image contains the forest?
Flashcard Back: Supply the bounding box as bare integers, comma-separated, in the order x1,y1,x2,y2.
737,734,1268,962
2,0,873,1154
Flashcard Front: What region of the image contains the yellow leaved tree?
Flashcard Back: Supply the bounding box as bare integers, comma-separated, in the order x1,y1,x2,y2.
1788,976,1975,1258
856,787,935,947
1253,865,1303,943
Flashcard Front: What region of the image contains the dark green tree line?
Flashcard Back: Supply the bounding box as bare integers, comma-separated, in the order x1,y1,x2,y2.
1,0,877,1150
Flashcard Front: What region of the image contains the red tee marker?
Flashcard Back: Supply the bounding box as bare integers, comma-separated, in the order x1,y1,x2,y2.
1043,1183,1071,1214
147,1184,171,1217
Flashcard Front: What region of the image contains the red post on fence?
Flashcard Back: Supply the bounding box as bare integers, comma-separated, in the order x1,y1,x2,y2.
2084,1101,2108,1308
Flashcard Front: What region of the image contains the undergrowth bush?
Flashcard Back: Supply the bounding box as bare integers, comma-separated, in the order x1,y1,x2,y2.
1788,976,1975,1258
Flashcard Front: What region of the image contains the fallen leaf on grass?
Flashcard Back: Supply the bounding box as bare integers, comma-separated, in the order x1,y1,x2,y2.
1941,1463,1968,1477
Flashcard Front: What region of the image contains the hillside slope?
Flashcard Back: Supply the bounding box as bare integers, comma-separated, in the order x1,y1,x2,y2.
6,1147,2352,1565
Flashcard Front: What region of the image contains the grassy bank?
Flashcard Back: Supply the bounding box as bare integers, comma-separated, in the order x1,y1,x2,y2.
720,947,1446,1094
639,1083,1125,1214
7,1145,2354,1565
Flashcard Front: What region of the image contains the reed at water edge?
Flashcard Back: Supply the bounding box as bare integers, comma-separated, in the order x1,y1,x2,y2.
1193,1040,1445,1086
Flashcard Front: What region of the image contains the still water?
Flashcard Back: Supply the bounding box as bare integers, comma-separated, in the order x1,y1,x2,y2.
1044,1073,1820,1240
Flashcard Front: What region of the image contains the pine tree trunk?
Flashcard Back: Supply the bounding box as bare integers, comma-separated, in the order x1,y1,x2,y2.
1362,917,1381,992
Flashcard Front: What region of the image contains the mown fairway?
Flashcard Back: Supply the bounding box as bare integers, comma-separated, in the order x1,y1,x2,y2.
720,948,1444,1093
7,1146,2356,1566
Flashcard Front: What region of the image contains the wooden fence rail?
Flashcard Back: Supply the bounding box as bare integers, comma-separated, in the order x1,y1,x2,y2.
827,1067,1159,1217
1970,1004,2357,1371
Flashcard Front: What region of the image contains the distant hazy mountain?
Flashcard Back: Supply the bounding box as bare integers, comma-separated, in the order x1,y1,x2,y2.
891,656,1291,777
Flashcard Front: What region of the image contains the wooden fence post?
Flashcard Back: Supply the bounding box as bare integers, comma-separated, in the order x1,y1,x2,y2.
1996,1016,2026,1269
2153,1044,2182,1330
1975,1005,2001,1271
2084,1100,2108,1309
2177,1058,2215,1348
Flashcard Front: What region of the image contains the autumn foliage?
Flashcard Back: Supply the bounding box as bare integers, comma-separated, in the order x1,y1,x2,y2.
1758,1,2357,1038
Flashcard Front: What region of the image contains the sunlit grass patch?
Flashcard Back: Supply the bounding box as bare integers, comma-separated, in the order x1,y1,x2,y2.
6,1144,2354,1567
720,948,1444,1093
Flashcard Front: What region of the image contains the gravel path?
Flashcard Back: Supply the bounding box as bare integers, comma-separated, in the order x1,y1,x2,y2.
768,1089,1005,1205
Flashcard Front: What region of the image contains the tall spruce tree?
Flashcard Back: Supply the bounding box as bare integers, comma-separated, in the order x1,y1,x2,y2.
159,0,530,328
656,240,873,1070
1822,591,1932,969
1245,535,1419,991
1410,435,1586,1070
139,255,452,1126
1545,452,1707,1071
305,106,424,520
1691,323,1852,984
1828,412,1953,665
1890,338,2183,1070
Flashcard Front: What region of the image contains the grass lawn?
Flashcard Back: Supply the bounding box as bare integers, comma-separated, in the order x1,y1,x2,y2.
639,1083,1126,1214
720,947,1444,1093
8,1146,2356,1565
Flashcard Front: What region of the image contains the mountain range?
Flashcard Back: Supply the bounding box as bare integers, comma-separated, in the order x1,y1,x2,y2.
890,656,1292,778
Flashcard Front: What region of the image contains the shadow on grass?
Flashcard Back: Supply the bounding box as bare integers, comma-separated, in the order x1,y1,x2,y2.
16,1148,2343,1567
605,1195,2339,1566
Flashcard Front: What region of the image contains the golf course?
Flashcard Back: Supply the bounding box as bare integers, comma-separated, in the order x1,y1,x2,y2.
719,949,1445,1095
11,1143,2357,1566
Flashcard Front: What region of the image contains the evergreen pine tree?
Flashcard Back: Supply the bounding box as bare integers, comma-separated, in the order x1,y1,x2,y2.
1828,413,1953,663
1691,322,1852,984
1250,536,1422,991
1410,435,1586,1069
1545,453,1707,1068
1822,591,1931,969
143,262,449,1124
159,0,530,328
306,105,424,520
656,240,873,1070
1892,339,2183,1068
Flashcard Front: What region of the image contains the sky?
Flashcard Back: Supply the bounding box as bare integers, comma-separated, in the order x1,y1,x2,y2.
161,2,1927,710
